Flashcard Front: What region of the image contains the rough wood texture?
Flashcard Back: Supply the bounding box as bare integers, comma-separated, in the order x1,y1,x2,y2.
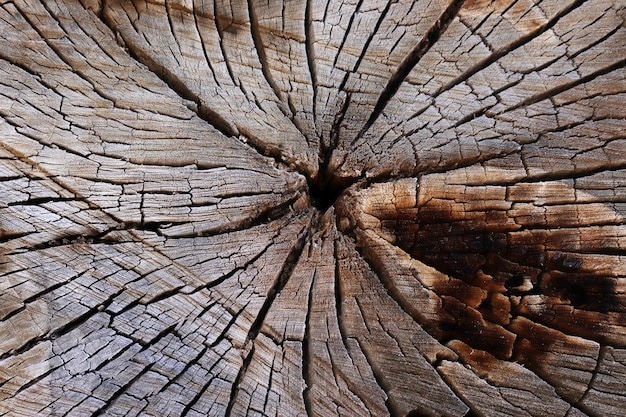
1,0,625,416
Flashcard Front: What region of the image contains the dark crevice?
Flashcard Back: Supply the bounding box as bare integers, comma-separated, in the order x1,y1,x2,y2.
262,356,276,415
0,49,45,80
0,230,31,245
1,270,89,322
225,222,310,416
179,377,217,417
492,161,626,187
301,275,315,417
208,303,249,349
191,0,220,86
501,57,626,114
433,359,479,417
433,0,589,99
337,0,394,93
99,5,239,138
4,2,625,416
90,363,154,417
212,0,239,88
333,241,345,344
388,0,592,138
462,409,480,417
353,336,402,417
13,366,59,396
140,285,185,306
247,0,283,104
237,128,290,168
0,296,116,362
246,0,313,147
142,323,178,349
507,20,621,79
223,344,255,417
27,228,120,251
304,0,318,124
360,138,626,189
327,92,351,155
13,1,118,109
309,98,361,212
158,344,209,393
308,177,348,212
307,92,357,210
195,103,240,137
129,190,304,241
356,0,466,141
93,340,137,373
335,246,396,416
575,345,606,412
6,196,77,207
567,22,622,62
164,0,182,53
332,0,365,69
335,240,407,416
179,340,242,417
185,230,280,295
243,221,310,346
452,105,492,128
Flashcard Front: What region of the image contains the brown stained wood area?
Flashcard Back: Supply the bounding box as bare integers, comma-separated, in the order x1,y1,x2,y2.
375,195,623,354
1,0,626,416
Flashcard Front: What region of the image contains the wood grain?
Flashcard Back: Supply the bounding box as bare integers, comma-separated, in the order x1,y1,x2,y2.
1,0,625,416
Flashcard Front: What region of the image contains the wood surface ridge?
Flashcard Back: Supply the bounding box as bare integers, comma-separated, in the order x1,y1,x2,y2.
1,0,625,416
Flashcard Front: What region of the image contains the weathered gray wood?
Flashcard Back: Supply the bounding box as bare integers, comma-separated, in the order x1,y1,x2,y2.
1,0,625,416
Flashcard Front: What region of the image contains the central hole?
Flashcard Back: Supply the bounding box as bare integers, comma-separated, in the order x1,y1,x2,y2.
306,161,354,211
306,147,357,211
308,180,345,211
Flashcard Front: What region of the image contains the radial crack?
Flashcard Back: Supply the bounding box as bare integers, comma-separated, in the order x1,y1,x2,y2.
247,0,284,104
304,0,318,125
243,221,311,346
356,0,467,141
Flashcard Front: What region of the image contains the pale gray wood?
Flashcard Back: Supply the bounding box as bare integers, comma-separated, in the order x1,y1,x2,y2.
1,0,625,416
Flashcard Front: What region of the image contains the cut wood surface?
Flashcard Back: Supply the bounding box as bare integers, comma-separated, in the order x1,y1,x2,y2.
1,0,625,416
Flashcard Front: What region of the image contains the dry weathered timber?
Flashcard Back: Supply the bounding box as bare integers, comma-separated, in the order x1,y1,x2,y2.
1,0,625,416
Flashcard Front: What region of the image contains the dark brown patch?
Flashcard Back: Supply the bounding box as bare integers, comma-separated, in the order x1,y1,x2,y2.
541,255,624,313
510,318,559,362
439,296,516,359
215,15,242,35
447,339,502,378
377,197,621,358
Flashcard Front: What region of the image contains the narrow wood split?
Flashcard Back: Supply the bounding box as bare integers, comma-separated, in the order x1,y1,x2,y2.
1,0,625,416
